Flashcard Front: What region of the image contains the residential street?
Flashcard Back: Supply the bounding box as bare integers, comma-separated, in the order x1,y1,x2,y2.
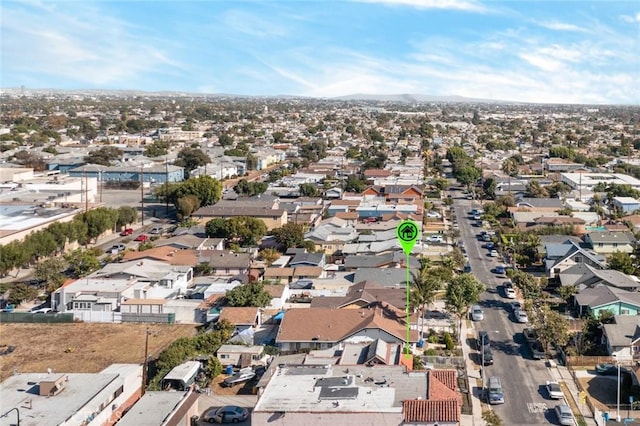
453,191,557,425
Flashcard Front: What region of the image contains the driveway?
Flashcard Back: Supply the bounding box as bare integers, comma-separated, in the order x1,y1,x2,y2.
197,394,257,425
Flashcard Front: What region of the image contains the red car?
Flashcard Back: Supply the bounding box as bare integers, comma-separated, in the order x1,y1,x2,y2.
120,228,134,236
134,234,149,242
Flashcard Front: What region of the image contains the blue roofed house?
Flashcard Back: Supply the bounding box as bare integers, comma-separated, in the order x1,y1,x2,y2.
612,197,640,215
544,240,607,279
574,284,640,317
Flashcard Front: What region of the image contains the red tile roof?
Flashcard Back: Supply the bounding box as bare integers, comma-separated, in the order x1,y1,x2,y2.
403,399,460,423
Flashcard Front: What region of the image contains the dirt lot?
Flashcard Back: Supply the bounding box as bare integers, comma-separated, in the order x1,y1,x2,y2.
578,375,619,411
0,323,198,381
210,374,257,396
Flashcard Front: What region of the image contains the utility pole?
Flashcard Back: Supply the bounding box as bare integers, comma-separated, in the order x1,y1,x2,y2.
165,158,169,217
99,170,103,203
141,328,150,397
84,170,88,214
140,166,145,226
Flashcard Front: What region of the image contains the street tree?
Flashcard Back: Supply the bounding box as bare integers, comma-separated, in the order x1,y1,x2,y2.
34,257,68,292
445,274,486,333
117,206,138,227
225,282,271,307
531,303,570,354
225,216,268,246
510,270,541,299
410,261,443,339
205,218,227,238
176,195,201,219
64,249,101,278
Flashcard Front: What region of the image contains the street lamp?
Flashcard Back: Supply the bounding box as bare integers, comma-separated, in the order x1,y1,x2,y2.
613,354,633,423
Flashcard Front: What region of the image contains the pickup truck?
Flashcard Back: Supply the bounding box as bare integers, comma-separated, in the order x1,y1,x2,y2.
523,328,545,359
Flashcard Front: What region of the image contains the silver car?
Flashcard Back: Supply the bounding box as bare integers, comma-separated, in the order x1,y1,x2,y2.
203,405,250,423
554,404,574,425
471,305,484,321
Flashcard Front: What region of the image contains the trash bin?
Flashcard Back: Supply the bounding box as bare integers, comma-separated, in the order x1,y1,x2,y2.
190,415,199,426
226,365,234,375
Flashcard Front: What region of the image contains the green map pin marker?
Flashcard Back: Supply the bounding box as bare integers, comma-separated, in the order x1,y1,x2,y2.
396,219,420,360
396,219,420,255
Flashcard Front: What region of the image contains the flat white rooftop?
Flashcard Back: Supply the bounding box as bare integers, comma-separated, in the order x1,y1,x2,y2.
0,373,120,426
115,391,190,426
253,364,426,413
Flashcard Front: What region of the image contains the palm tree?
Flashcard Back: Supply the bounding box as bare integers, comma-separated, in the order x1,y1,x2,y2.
410,260,442,341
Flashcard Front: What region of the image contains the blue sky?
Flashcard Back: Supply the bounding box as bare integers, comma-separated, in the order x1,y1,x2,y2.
2,0,639,104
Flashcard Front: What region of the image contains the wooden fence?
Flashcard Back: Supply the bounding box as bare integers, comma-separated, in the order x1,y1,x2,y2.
566,355,615,367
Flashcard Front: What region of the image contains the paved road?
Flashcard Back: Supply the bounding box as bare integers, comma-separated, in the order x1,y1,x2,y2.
452,192,556,425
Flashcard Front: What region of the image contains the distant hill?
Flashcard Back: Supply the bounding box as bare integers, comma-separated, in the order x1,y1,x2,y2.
331,93,511,103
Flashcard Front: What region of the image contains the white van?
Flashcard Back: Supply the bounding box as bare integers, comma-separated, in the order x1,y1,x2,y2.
487,376,504,405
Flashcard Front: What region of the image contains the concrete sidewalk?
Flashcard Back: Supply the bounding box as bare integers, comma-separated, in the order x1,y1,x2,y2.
460,319,486,426
549,360,598,426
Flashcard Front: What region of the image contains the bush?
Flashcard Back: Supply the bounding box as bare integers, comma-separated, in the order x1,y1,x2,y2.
424,348,438,356
443,332,455,350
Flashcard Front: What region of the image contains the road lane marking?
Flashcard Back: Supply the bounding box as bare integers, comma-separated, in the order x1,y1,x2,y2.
527,402,547,414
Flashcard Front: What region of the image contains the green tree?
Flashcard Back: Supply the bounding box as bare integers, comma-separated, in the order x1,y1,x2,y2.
23,230,58,264
271,223,305,250
144,141,169,157
117,206,138,227
299,183,318,197
246,153,258,171
218,133,234,147
234,179,267,197
225,282,271,307
0,242,27,276
483,177,497,199
64,249,100,278
176,195,201,219
34,258,68,292
83,207,119,243
607,251,637,275
445,274,485,333
511,271,541,299
410,260,443,339
531,303,570,354
84,146,123,166
175,147,210,178
225,216,268,246
258,248,281,265
525,180,549,198
344,175,366,193
6,283,39,306
173,175,222,207
205,218,227,238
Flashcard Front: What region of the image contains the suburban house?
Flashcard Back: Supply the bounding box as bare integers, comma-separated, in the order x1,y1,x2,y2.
612,197,640,214
192,206,287,230
287,251,326,269
275,304,418,352
573,284,640,317
310,280,408,311
251,364,459,426
584,231,636,254
304,217,358,255
515,197,565,212
263,284,290,309
218,306,262,332
602,315,640,359
216,344,266,368
155,235,224,250
558,263,640,291
262,266,325,284
403,370,463,426
352,267,418,287
52,260,193,313
544,240,607,279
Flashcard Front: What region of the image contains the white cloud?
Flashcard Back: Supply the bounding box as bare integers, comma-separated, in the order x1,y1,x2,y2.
620,12,640,23
1,2,187,87
220,9,289,38
355,0,487,13
536,20,587,32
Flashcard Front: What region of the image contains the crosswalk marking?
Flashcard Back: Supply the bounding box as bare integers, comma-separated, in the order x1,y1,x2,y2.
527,402,548,414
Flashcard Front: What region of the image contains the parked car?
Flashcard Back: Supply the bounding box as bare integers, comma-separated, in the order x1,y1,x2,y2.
595,363,618,375
489,250,499,257
203,405,250,423
554,404,574,425
426,211,442,219
514,309,528,323
510,301,522,312
222,369,256,387
494,265,506,275
471,305,484,321
30,307,53,314
546,381,563,399
105,244,126,254
134,234,149,242
463,263,472,273
504,287,516,299
477,330,490,350
150,226,163,234
484,242,495,250
425,235,444,243
120,228,133,236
